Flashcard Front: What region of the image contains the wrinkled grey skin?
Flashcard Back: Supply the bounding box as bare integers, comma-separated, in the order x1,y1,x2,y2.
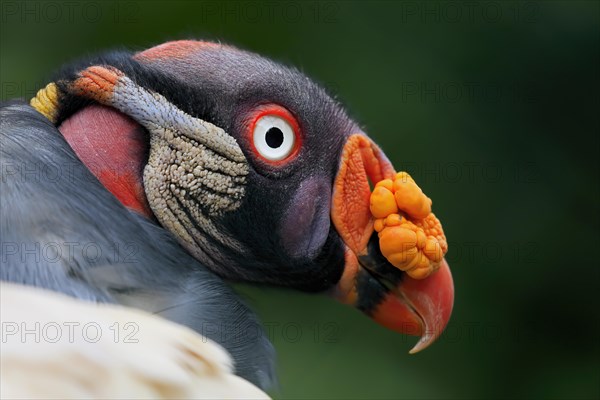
0,101,276,388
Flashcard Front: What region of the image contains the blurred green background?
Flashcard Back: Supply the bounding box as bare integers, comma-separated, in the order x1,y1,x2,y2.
2,1,598,398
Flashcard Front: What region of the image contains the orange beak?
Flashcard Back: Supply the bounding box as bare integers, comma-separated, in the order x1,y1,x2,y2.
331,134,454,353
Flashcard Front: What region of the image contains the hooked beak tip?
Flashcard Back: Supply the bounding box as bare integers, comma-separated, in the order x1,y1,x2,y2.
404,258,454,353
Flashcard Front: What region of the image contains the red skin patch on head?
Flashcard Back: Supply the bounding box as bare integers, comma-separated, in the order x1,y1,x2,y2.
72,66,121,103
134,40,222,61
59,104,153,217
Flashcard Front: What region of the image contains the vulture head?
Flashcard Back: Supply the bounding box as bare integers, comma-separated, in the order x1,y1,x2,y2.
31,40,454,355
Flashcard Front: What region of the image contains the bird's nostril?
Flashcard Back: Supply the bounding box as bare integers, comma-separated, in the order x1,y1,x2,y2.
265,127,284,148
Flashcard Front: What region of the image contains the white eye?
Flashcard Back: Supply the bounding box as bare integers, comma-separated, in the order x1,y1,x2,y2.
253,115,296,161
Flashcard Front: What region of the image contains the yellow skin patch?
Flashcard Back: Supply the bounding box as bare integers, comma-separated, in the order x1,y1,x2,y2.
30,82,60,123
370,172,448,279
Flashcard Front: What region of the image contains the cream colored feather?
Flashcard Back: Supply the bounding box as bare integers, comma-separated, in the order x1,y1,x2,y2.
0,282,269,399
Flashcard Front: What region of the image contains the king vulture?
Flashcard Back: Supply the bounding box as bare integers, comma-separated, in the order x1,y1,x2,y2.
0,40,454,396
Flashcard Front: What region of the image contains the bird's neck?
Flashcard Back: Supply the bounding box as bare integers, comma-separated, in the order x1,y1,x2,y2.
58,104,154,218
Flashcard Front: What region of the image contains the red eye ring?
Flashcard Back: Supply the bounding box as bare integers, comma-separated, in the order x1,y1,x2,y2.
246,104,302,165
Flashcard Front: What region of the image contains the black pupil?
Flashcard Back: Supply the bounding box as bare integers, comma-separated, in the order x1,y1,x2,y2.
265,127,284,148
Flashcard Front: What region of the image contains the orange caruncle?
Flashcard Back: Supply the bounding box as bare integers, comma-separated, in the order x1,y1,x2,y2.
370,172,448,279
